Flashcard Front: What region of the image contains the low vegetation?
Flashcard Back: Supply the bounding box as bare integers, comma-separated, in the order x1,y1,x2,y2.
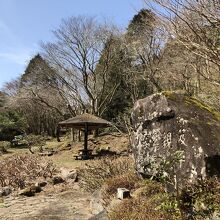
101,172,139,206
0,155,56,189
0,141,10,154
79,156,135,193
108,179,171,220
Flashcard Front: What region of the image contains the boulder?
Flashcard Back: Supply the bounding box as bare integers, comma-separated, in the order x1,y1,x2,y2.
52,176,65,185
0,187,12,197
35,181,47,188
90,189,104,215
60,168,78,182
131,92,220,186
88,210,108,220
18,185,42,197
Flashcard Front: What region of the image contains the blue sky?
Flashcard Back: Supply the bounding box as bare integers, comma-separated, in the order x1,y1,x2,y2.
0,0,145,89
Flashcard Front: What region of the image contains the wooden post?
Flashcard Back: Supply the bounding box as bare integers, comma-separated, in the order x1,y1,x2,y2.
56,126,61,142
70,128,74,142
84,123,88,152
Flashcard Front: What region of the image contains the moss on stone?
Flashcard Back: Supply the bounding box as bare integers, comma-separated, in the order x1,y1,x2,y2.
161,91,220,122
161,91,177,101
185,96,220,122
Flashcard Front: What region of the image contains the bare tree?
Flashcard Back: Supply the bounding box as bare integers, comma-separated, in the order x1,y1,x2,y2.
41,16,120,116
120,9,167,103
146,0,220,86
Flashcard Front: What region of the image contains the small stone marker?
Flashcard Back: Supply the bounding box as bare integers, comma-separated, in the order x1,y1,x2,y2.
117,188,130,200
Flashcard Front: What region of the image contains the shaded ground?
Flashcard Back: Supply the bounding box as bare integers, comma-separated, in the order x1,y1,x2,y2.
0,184,93,220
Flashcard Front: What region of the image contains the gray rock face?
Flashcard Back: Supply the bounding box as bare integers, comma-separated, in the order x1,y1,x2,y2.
60,167,78,182
90,190,104,215
131,92,220,186
0,187,12,197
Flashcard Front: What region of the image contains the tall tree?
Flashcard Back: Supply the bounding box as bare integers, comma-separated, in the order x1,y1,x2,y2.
41,16,120,116
145,0,220,108
9,55,65,136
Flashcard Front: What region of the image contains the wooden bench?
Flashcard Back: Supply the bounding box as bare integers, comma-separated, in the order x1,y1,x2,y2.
73,150,94,160
74,154,82,160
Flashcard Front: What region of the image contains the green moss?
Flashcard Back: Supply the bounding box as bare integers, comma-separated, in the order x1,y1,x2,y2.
185,96,220,122
161,91,220,122
161,91,177,101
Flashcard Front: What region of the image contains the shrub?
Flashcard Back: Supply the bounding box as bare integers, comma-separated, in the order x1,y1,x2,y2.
79,156,135,192
0,155,57,189
179,177,220,219
0,110,27,141
0,141,10,154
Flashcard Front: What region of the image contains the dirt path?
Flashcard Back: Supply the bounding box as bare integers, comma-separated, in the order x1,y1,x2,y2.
0,184,94,220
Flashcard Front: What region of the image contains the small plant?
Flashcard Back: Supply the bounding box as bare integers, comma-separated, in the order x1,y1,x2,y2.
24,135,47,153
0,141,10,154
79,156,135,192
179,177,220,219
157,195,182,219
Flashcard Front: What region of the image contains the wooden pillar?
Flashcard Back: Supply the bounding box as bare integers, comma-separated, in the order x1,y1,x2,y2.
56,126,61,142
84,123,88,152
70,128,75,142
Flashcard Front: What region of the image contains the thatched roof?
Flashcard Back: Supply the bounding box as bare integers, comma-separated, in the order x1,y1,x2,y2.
58,113,111,130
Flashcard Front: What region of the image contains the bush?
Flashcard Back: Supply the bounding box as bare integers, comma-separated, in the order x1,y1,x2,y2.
0,141,10,154
0,110,27,141
0,155,57,189
79,156,135,192
179,178,220,219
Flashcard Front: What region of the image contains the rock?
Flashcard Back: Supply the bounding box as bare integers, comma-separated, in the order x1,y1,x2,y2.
18,185,42,197
90,190,104,215
66,171,78,181
35,181,47,188
52,176,65,185
88,210,108,220
60,168,78,182
131,92,220,187
212,211,220,220
117,188,130,200
0,187,12,197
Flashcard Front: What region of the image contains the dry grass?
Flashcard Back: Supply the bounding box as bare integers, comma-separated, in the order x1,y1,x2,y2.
108,179,176,220
79,156,135,192
0,155,57,189
101,172,139,206
108,197,170,220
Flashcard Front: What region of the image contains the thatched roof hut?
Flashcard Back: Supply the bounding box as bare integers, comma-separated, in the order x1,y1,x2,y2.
58,113,111,130
57,113,112,159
